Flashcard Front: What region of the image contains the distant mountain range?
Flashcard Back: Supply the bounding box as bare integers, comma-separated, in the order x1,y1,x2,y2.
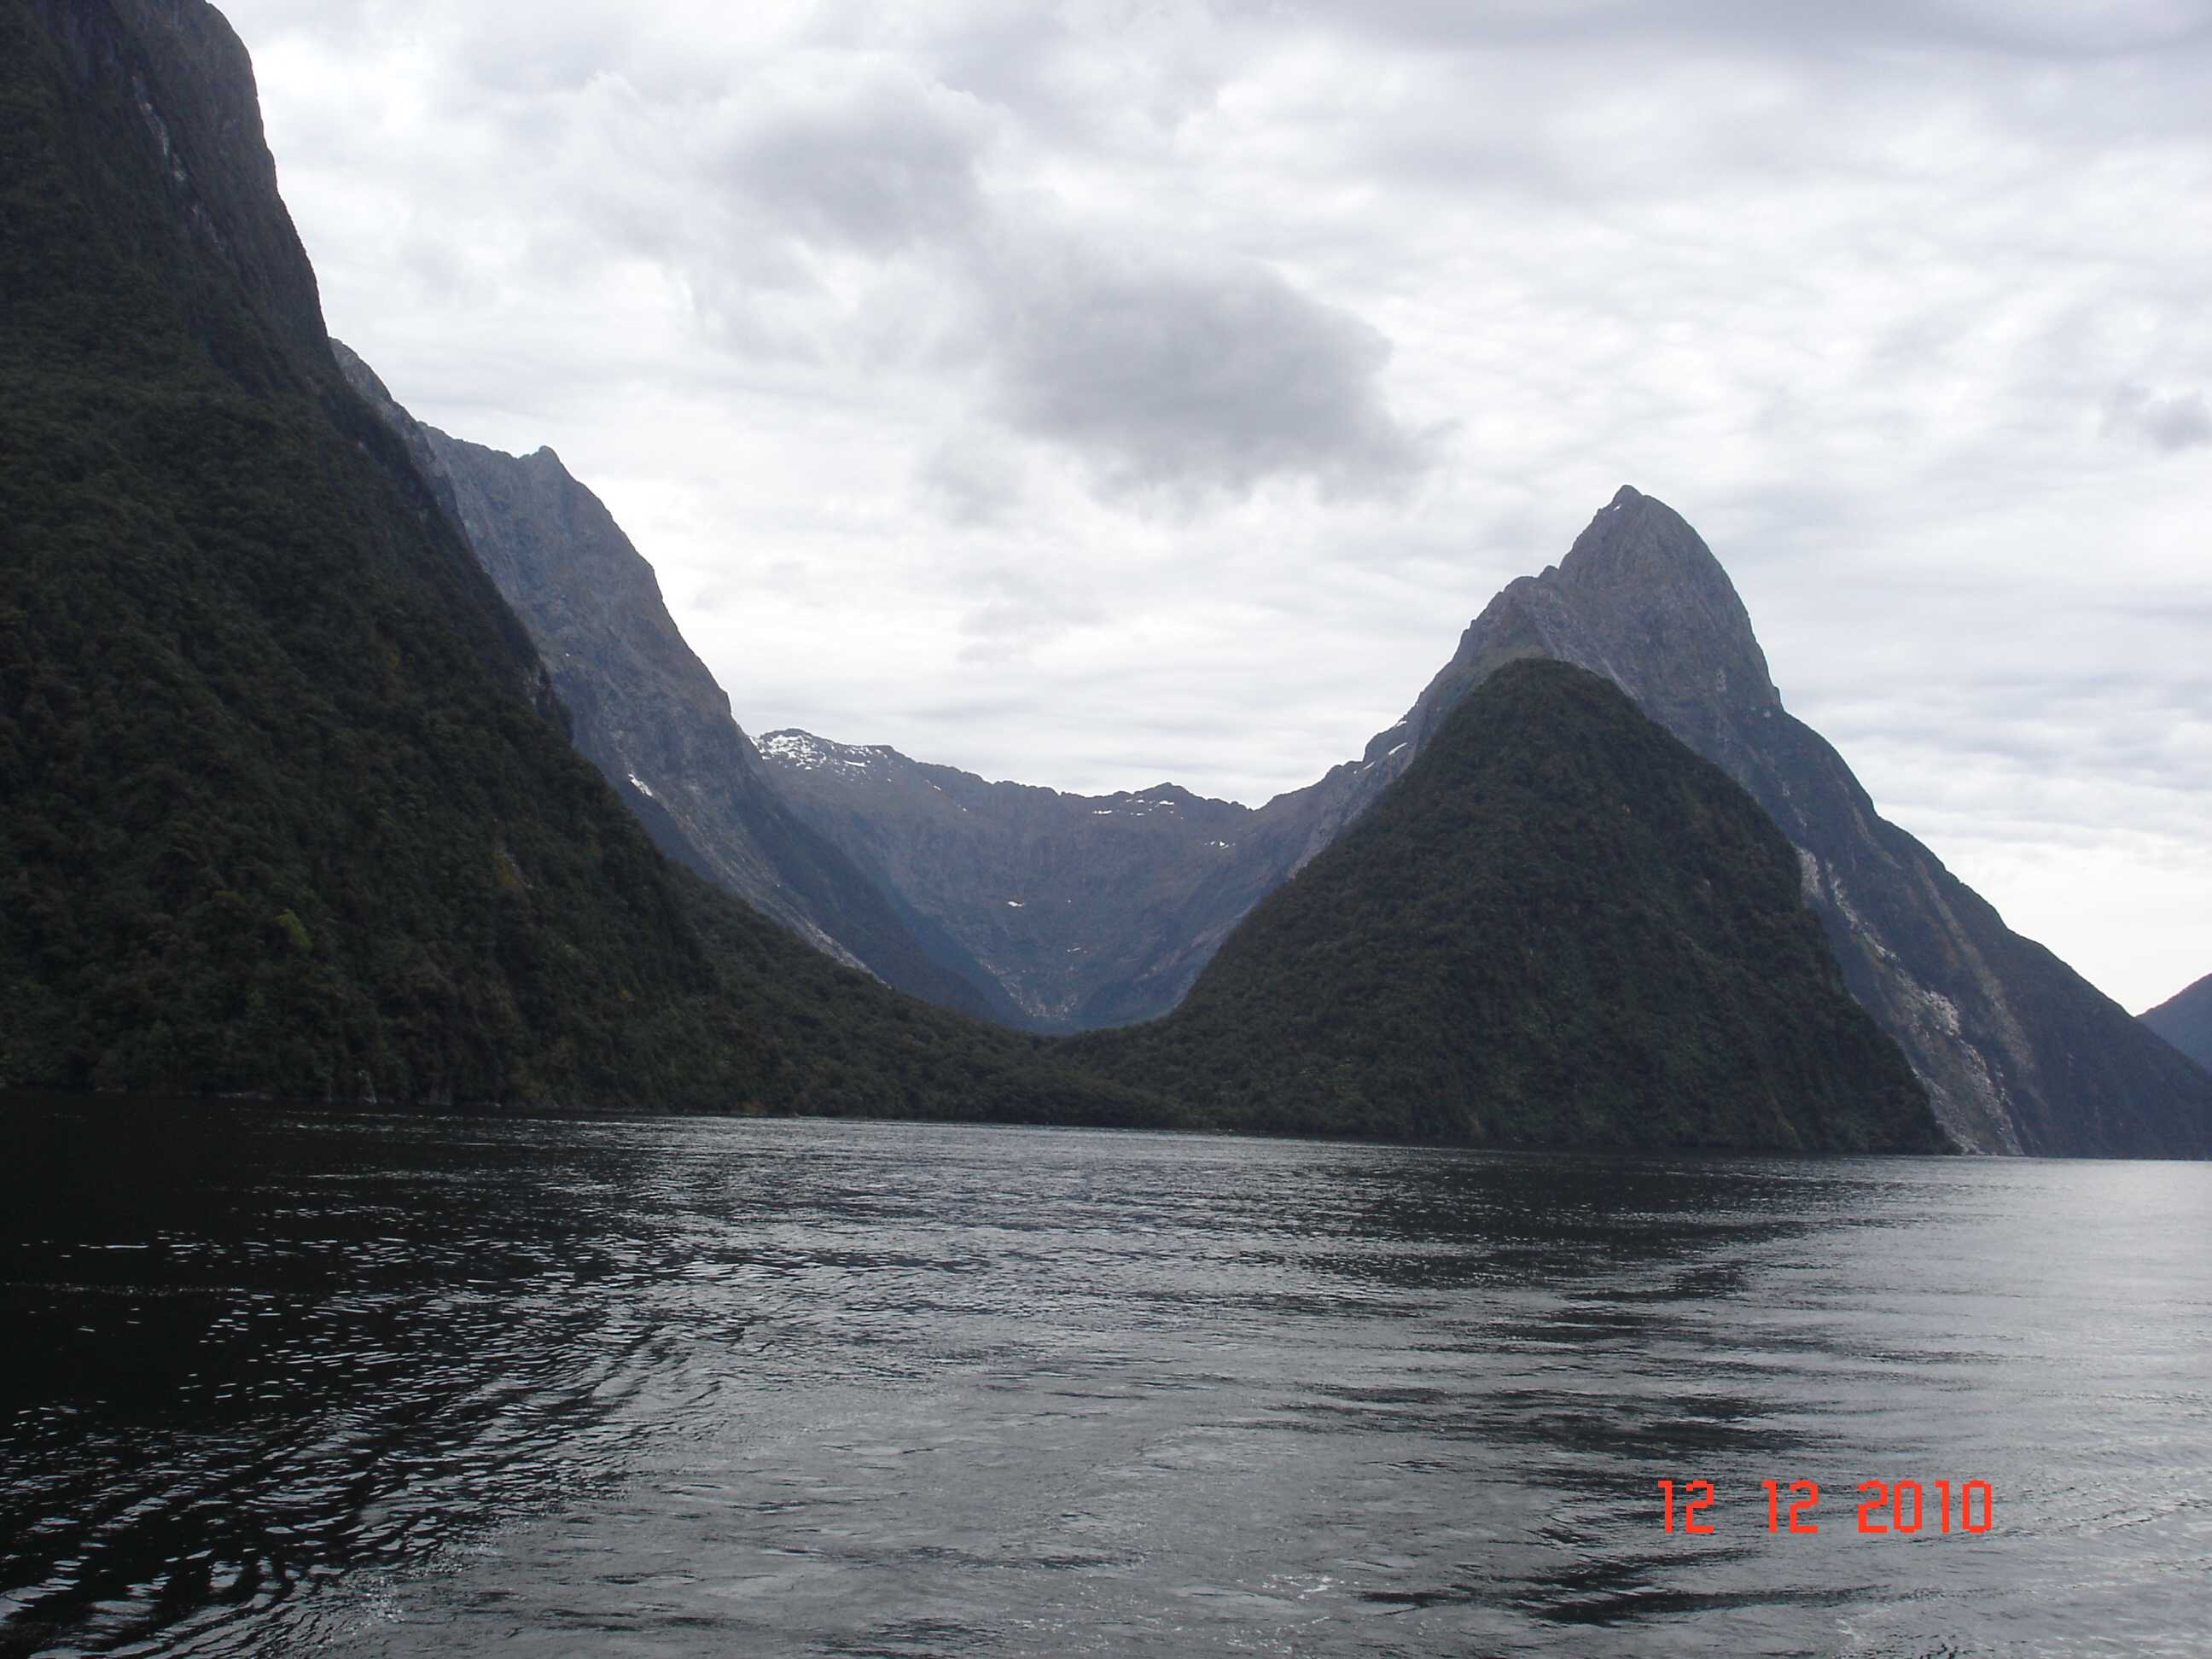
3,0,2200,1161
2142,975,2212,1073
765,491,2212,1157
755,731,1260,1030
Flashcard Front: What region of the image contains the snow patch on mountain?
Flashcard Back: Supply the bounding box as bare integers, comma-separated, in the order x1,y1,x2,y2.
760,731,886,775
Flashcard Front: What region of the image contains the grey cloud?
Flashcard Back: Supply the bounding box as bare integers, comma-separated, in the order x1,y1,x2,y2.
668,55,1435,507
1296,0,2212,59
974,236,1432,505
713,64,992,255
916,434,1025,524
449,9,632,95
2104,384,2212,451
956,576,1104,665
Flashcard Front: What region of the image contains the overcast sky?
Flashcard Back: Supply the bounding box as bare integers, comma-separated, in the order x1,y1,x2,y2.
220,0,2208,1013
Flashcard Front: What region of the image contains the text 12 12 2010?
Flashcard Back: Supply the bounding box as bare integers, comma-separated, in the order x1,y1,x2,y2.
1656,1479,1994,1535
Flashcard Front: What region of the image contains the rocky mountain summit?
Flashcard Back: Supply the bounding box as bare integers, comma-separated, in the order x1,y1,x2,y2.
2141,974,2212,1073
334,348,1016,1025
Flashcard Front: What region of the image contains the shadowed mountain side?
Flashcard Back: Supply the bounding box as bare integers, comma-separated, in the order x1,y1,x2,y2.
757,733,1260,1029
332,348,1020,1026
2141,975,2212,1074
0,0,1161,1122
1066,661,1944,1153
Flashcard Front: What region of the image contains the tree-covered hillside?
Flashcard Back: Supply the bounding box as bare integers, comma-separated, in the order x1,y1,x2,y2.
1069,660,1945,1152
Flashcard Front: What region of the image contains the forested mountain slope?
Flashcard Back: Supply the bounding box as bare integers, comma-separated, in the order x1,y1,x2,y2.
1069,661,1943,1153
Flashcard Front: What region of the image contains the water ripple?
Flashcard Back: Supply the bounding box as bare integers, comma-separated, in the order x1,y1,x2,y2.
3,1105,2209,1656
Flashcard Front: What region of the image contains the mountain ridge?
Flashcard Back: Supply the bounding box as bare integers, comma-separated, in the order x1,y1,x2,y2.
10,0,2198,1158
758,729,1256,1027
764,487,2212,1158
1395,489,2212,1157
2141,975,2212,1074
331,345,1022,1025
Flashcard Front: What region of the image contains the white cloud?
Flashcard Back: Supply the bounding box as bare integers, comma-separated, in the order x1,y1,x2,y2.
2105,384,2212,451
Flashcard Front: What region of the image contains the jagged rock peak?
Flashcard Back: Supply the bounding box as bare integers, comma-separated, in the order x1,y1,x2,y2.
1567,484,1762,633
1448,487,1783,723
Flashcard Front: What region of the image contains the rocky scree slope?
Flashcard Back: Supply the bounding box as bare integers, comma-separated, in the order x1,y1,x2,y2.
333,348,1017,1026
1068,660,1944,1154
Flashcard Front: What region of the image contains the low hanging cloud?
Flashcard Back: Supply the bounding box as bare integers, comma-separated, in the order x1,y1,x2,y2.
2104,384,2212,451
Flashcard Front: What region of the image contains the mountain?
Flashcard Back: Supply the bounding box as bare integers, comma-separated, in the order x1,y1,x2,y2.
756,731,1264,1028
771,487,2212,1158
0,0,1154,1123
2141,975,2212,1074
1374,489,2212,1158
1068,660,1943,1152
330,348,1019,1025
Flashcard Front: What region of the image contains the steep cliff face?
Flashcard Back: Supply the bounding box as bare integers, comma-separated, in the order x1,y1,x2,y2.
2142,975,2212,1074
333,349,1016,1024
24,0,326,381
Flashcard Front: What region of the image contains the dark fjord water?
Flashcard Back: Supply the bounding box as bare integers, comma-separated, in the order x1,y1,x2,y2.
2,1103,2206,1657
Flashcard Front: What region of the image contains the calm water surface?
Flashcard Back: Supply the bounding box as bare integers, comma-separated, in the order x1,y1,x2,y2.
2,1101,2208,1656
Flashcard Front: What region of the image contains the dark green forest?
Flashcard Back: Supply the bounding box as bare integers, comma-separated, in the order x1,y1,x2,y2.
1069,660,1943,1152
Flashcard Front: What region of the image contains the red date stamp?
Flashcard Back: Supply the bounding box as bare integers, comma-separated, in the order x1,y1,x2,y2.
1657,1479,1993,1535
